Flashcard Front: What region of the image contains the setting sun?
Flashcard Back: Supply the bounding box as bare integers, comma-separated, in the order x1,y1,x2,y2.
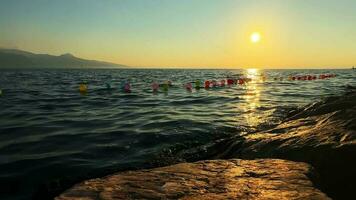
250,32,261,43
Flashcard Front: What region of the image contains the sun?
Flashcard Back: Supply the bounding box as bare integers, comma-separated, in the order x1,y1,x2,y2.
250,32,261,43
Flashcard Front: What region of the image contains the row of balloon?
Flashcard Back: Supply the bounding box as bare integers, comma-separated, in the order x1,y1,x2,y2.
0,73,338,96
152,81,172,92
269,74,337,81
289,74,336,81
78,78,250,94
77,74,337,93
153,78,252,92
79,81,132,94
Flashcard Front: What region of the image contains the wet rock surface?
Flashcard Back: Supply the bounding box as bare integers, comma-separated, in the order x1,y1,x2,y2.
210,92,356,199
56,159,330,200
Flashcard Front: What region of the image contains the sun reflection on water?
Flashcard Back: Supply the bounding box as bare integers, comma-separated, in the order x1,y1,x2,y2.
246,68,258,78
241,68,263,128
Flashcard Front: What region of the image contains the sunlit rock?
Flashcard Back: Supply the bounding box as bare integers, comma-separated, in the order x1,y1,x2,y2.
56,159,329,200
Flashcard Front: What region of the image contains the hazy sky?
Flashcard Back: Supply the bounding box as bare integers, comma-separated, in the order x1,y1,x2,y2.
1,0,356,68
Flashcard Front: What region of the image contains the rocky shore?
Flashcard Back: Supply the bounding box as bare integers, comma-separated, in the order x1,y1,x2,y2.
212,90,356,199
56,90,355,199
56,159,330,200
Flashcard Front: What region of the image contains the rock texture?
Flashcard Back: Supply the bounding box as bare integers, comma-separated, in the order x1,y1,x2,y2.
211,92,356,199
56,159,329,200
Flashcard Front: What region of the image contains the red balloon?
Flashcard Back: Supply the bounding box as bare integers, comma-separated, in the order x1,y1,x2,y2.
205,80,210,88
227,79,234,85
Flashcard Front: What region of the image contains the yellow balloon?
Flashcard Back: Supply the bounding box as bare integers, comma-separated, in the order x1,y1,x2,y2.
79,84,87,93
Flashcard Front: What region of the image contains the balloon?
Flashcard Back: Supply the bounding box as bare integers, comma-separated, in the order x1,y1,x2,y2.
123,82,131,93
163,81,169,91
195,80,201,89
79,83,88,93
152,82,159,92
185,82,193,91
227,79,234,85
205,80,210,89
163,84,169,91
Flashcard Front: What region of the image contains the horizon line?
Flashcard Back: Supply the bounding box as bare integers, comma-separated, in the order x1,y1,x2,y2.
1,47,354,69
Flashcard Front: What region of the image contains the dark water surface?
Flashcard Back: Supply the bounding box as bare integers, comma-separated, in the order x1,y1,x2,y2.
0,68,355,199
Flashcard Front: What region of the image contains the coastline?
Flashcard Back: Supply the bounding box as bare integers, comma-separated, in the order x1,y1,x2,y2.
55,87,355,199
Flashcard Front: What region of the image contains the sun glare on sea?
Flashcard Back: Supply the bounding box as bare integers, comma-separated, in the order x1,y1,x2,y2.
247,68,258,75
242,68,262,128
246,68,259,80
250,32,261,43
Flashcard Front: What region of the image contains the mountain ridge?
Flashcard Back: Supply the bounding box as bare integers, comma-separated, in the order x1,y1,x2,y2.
0,48,127,68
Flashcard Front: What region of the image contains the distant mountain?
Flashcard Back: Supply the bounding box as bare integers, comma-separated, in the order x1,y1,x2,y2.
0,48,127,68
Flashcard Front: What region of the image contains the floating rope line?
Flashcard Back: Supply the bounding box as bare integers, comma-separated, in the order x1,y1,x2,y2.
76,74,337,94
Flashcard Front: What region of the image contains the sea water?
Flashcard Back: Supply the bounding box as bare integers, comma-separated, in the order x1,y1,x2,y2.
0,68,355,199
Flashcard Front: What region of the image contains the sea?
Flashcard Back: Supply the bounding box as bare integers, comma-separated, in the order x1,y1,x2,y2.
0,68,355,199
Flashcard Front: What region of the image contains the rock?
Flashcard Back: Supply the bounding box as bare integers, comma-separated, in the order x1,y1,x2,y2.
213,92,356,199
56,159,329,200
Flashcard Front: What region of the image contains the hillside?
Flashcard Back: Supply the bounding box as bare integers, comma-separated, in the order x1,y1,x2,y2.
0,49,127,68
